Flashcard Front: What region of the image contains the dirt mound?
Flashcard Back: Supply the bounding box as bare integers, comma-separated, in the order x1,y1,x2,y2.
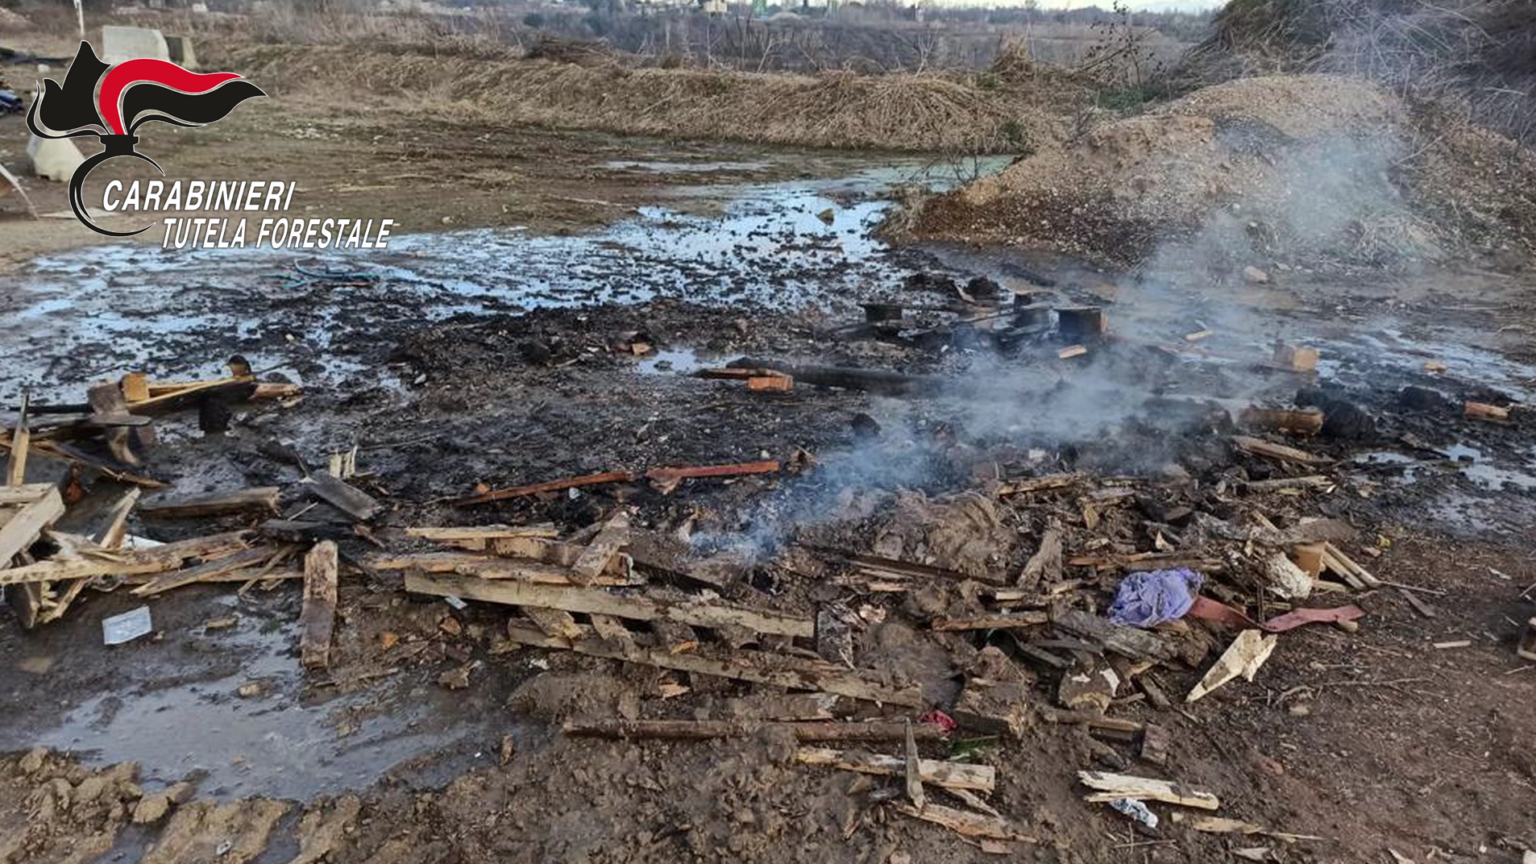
223,44,1086,153
908,74,1536,270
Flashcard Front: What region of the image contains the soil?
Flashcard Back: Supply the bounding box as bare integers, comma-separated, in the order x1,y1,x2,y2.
2,29,1536,864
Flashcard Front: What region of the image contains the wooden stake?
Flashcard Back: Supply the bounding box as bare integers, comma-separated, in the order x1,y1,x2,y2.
6,390,29,487
904,718,926,811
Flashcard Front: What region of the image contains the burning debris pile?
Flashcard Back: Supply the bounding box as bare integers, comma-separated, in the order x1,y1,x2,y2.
3,258,1533,856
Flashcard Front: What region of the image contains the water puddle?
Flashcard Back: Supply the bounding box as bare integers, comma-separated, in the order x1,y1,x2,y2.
1,593,513,801
637,346,707,374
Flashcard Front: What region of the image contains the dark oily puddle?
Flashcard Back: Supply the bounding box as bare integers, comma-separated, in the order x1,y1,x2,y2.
1,160,999,404
0,589,518,801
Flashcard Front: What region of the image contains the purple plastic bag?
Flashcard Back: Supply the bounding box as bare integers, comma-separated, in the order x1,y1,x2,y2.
1108,567,1205,628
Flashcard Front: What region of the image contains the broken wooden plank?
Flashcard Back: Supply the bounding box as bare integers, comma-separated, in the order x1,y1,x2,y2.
797,747,993,792
131,546,274,596
569,512,631,586
1245,475,1334,492
931,611,1049,631
503,622,925,707
405,524,561,546
0,530,253,585
746,375,793,393
303,471,380,522
587,613,635,644
895,803,1037,842
521,606,585,639
727,360,938,396
1233,435,1331,465
1321,543,1380,588
0,486,65,565
904,718,926,810
1050,608,1176,662
371,552,638,586
405,572,813,638
1078,771,1220,810
453,470,637,506
138,487,281,520
562,719,947,743
6,390,29,487
300,541,339,670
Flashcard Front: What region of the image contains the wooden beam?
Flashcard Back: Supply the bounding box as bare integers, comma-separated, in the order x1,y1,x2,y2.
300,541,339,670
138,487,281,520
452,470,636,506
404,572,814,638
303,471,380,522
503,622,924,707
6,390,29,487
1232,435,1331,465
0,484,57,506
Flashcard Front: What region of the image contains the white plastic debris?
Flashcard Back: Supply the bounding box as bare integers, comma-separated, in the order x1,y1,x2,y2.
102,606,153,645
442,595,468,611
1108,798,1159,830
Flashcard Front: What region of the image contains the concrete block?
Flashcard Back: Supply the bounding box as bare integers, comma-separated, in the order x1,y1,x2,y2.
27,135,85,183
164,35,198,70
101,25,170,64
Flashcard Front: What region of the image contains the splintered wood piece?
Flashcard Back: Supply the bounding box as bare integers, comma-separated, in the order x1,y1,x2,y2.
521,606,585,639
6,390,29,486
300,541,339,670
1232,435,1331,465
1016,527,1062,590
1321,543,1380,588
96,487,141,551
1050,609,1176,662
895,802,1037,842
904,718,926,810
0,530,253,586
371,552,637,586
502,622,925,707
562,719,946,744
131,546,274,596
570,512,631,585
1057,345,1087,360
0,486,65,565
1272,343,1319,372
452,470,637,506
1184,328,1213,342
404,572,813,637
587,613,635,644
138,487,281,520
931,612,1049,631
1239,407,1325,437
796,748,994,792
1078,770,1220,810
1186,629,1277,702
303,471,380,522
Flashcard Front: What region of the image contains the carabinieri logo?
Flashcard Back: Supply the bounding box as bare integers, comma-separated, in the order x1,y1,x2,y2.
26,41,264,237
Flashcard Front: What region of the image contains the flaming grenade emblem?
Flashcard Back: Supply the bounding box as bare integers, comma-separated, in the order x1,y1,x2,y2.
27,42,265,236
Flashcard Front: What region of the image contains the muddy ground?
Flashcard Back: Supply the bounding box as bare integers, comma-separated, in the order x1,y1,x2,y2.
3,33,1536,864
